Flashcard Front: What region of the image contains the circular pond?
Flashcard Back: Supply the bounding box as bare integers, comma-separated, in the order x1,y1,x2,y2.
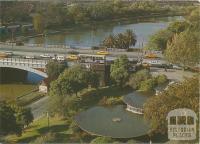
75,105,150,138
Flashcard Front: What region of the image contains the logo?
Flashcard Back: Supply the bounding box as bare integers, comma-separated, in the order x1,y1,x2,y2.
166,108,197,140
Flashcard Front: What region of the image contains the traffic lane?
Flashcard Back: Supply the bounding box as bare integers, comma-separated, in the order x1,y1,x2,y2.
26,96,49,120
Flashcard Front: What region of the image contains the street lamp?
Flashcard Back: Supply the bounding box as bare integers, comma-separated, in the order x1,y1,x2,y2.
46,111,50,132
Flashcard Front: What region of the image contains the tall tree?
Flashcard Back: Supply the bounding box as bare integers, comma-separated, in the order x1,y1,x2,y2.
103,34,115,48
124,29,137,48
164,30,199,68
110,55,130,88
146,29,173,51
46,60,67,81
0,101,21,136
144,76,199,135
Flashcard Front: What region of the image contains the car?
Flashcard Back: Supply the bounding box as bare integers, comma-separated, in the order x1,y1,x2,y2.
66,55,78,60
40,54,52,58
5,51,13,56
96,51,109,55
172,64,182,70
145,53,157,58
52,55,65,61
25,55,35,59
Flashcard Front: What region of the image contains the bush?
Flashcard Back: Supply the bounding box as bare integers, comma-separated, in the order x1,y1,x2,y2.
30,132,56,144
128,69,151,89
139,79,155,92
156,74,168,84
99,96,122,106
90,137,114,144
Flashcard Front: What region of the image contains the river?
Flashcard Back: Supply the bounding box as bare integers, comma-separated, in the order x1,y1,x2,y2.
26,16,183,48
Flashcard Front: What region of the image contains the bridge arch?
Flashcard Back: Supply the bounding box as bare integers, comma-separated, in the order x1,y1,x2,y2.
0,64,48,78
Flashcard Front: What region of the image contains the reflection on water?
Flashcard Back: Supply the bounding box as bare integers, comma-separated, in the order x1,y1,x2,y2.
26,16,183,48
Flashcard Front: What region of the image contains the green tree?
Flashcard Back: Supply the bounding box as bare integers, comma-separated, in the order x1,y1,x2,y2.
103,34,115,48
0,101,21,136
167,21,189,33
13,106,33,128
110,55,130,88
46,60,67,81
144,76,199,135
146,29,173,51
139,79,155,92
124,29,137,49
164,30,199,68
128,69,151,90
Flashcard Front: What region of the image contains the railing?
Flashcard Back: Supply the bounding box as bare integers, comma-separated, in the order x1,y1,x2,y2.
0,58,48,68
126,105,143,115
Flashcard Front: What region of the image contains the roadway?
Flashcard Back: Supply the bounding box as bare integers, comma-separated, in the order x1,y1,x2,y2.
0,43,145,59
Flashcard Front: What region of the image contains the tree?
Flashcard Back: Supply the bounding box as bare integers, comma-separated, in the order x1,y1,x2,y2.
146,29,173,51
128,69,151,90
46,60,67,81
102,34,115,48
144,76,199,135
110,55,130,88
0,101,21,136
164,30,199,68
13,106,33,128
124,29,137,49
33,13,44,33
139,79,155,92
167,21,189,33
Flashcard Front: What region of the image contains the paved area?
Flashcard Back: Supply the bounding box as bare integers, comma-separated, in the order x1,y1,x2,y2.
150,67,196,82
26,96,49,120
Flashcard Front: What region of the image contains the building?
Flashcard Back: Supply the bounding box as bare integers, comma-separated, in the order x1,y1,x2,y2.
39,78,50,93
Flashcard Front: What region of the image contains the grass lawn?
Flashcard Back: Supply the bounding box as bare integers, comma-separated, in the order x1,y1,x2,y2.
4,86,132,143
0,84,37,102
4,116,69,143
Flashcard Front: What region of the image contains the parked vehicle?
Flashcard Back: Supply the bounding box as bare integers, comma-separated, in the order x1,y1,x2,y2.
25,55,35,59
145,53,157,58
96,51,109,55
40,54,52,58
52,55,65,61
5,51,13,56
66,55,78,60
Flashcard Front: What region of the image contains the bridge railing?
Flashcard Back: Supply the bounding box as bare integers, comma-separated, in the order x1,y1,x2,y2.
0,58,48,68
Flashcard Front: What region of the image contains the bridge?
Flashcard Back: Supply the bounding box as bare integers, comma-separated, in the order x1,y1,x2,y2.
0,58,48,78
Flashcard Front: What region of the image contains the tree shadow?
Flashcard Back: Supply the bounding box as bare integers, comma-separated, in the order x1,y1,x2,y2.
37,124,69,134
79,86,132,109
17,135,39,143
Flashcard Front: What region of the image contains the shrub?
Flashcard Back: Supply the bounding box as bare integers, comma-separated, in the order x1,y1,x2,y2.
30,132,56,144
90,137,114,144
156,74,168,84
139,79,155,92
128,69,151,89
99,96,122,106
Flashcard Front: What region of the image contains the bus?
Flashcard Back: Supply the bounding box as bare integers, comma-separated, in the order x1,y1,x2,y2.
78,54,106,64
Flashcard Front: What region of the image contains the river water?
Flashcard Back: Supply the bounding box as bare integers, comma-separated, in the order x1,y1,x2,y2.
26,16,183,48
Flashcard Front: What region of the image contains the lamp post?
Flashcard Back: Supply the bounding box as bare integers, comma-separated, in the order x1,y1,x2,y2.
46,111,50,132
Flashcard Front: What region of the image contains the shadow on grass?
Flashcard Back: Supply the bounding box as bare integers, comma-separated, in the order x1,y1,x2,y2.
18,135,39,143
79,86,132,109
37,124,69,134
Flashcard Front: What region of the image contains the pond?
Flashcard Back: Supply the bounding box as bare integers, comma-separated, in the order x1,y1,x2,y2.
26,16,183,48
75,105,150,138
